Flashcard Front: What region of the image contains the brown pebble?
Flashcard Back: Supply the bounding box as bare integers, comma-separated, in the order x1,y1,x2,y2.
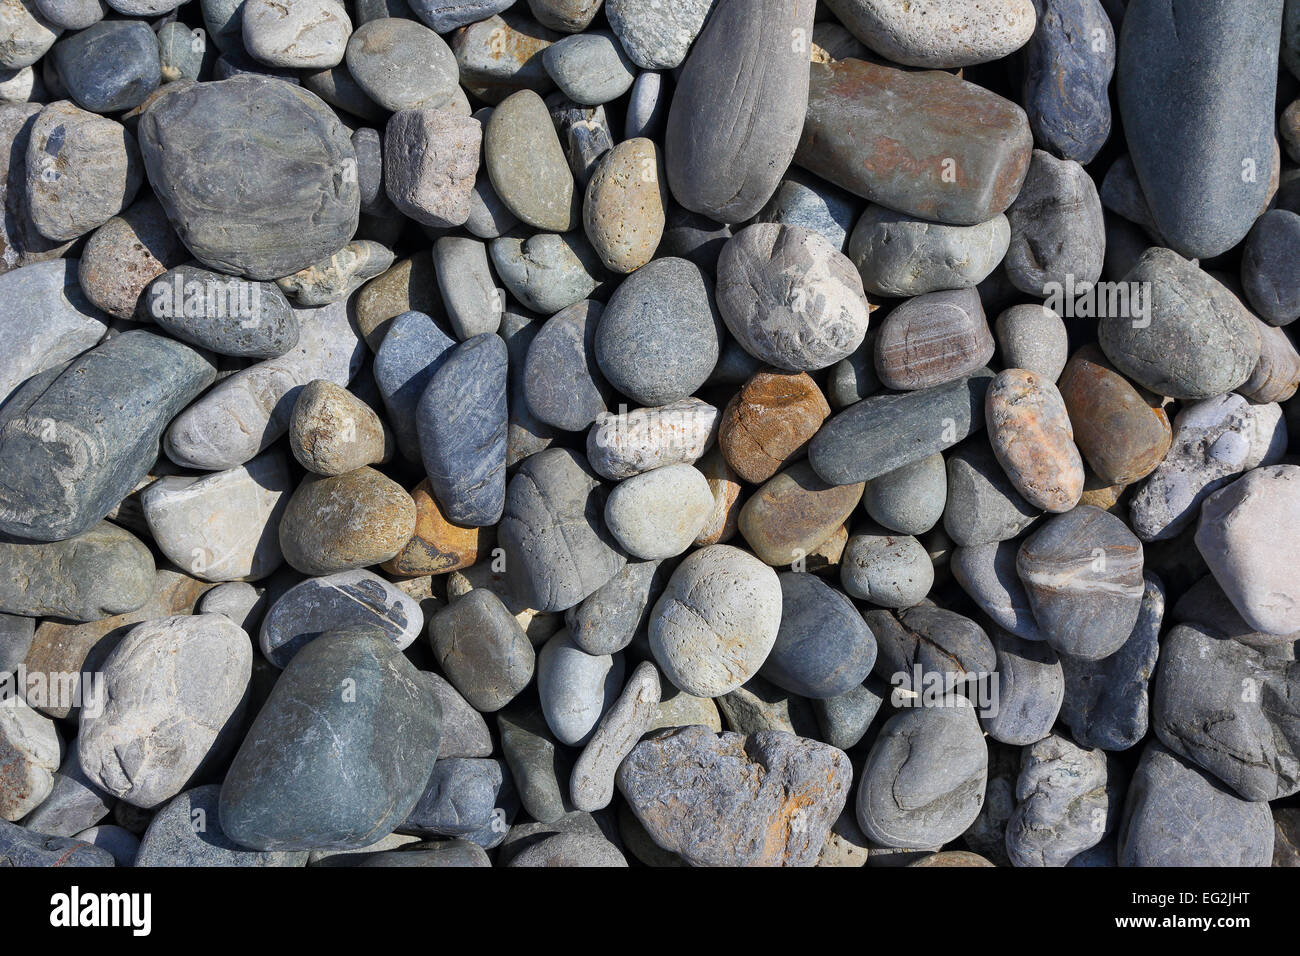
1057,345,1172,486
278,467,417,575
354,251,445,350
737,461,864,566
1240,319,1300,404
383,480,495,576
77,197,187,320
289,380,393,476
874,287,995,391
693,447,743,547
583,137,667,274
719,371,831,484
986,368,1084,513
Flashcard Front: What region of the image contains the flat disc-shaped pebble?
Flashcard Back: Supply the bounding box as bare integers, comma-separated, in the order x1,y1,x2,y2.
278,466,416,576
345,16,458,111
603,463,712,561
986,368,1084,513
822,0,1037,68
761,572,876,699
147,265,298,358
0,521,153,622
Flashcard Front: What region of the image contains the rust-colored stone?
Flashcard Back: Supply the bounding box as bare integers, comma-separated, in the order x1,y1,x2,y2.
986,368,1084,513
383,480,495,576
719,371,831,484
693,447,743,547
738,462,864,566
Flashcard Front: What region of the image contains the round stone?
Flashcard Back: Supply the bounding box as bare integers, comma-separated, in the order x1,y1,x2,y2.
490,230,603,314
994,304,1069,381
77,197,186,321
761,572,876,699
430,589,535,712
603,463,713,560
243,0,351,69
51,18,160,113
863,453,947,536
542,30,635,105
848,206,1010,298
874,287,995,391
289,380,391,477
823,0,1037,68
278,467,416,576
840,529,933,608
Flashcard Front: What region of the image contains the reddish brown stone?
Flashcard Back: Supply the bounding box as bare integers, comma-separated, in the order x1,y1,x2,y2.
737,462,864,566
986,369,1084,513
719,371,831,484
382,480,495,576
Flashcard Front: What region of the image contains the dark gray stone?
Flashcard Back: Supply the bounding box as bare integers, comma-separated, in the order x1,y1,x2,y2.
982,627,1063,746
1006,734,1122,867
565,559,663,656
424,673,492,760
1022,0,1116,164
357,839,492,866
402,758,513,837
0,613,35,674
812,676,887,751
0,521,152,621
52,19,160,114
761,572,876,700
848,206,1010,298
373,310,456,462
429,588,535,712
147,264,299,359
501,311,556,467
523,300,610,432
1004,150,1105,296
951,539,1045,641
136,785,306,867
867,605,996,697
1241,209,1300,326
499,706,571,823
0,820,114,866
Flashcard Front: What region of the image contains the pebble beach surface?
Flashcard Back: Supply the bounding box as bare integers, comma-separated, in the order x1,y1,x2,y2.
0,0,1298,871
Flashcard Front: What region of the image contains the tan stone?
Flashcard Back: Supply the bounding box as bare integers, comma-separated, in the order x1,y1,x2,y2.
737,461,864,566
719,371,830,484
383,480,495,576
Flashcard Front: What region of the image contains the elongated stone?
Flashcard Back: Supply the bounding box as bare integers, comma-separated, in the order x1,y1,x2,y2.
1022,0,1115,164
147,265,298,359
583,137,665,273
523,300,609,432
986,368,1085,513
565,559,663,656
537,629,622,745
824,0,1037,68
848,207,1010,298
762,572,875,700
373,310,455,462
796,58,1033,226
875,288,994,391
664,0,814,223
951,539,1044,641
571,660,660,812
0,331,215,542
0,521,152,621
809,370,994,485
485,88,577,232
586,398,718,481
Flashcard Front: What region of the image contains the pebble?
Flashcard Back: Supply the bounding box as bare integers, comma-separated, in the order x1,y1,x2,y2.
717,223,870,373
385,108,480,228
409,0,512,32
875,288,995,391
565,559,663,656
604,464,712,561
762,572,876,699
0,259,108,403
983,628,1063,746
823,0,1037,68
1241,320,1300,404
0,694,62,820
242,0,350,69
198,581,269,634
157,22,210,84
739,462,864,568
586,398,718,481
289,380,391,476
1194,464,1300,637
523,300,609,432
485,89,578,232
664,0,814,223
1004,150,1105,296
951,539,1044,641
51,18,159,113
0,331,215,542
277,241,395,308
1118,743,1274,867
857,699,988,849
527,0,601,33
136,785,306,867
810,370,994,485
165,300,364,470
373,310,455,461
0,520,152,621
433,236,500,339
451,13,556,105
77,197,186,321
1117,0,1280,258
1005,733,1119,867
383,479,494,576
1017,505,1146,660
497,706,569,823
583,137,666,273
848,207,1010,298
143,451,292,582
490,231,603,314
604,0,711,70
501,312,556,467
403,757,512,836
26,101,143,244
986,368,1085,513
1057,345,1171,486
571,660,660,812
138,75,359,280
0,0,59,69
346,16,458,112
0,821,113,867
147,264,298,358
594,256,720,405
278,467,415,576
537,629,623,746
0,612,34,673
430,588,534,712
78,614,251,808
841,528,934,609
355,252,445,347
618,726,851,867
33,0,103,31
719,371,829,485
543,30,635,105
994,304,1069,381
259,569,422,669
623,69,669,141
863,454,947,536
1022,0,1115,164
1241,208,1300,325
547,95,612,189
649,544,782,699
220,628,441,851
797,57,1033,226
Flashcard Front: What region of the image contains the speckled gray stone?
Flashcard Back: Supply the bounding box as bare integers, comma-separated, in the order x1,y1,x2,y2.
604,464,712,560
385,108,480,228
345,16,459,112
433,236,501,340
425,672,492,760
565,559,664,657
498,706,570,823
995,304,1069,381
490,230,603,315
0,693,61,820
242,0,351,69
537,629,624,746
586,398,719,481
451,13,558,106
0,520,152,621
542,30,635,106
1006,733,1121,867
148,265,298,359
33,0,104,31
849,207,1010,298
571,660,661,812
523,300,610,432
430,588,535,712
0,0,60,70
840,530,934,609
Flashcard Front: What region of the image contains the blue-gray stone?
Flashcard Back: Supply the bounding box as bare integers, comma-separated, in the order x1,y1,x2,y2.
0,330,216,542
52,20,161,114
1241,209,1300,326
1022,0,1116,164
981,627,1063,746
754,169,860,253
502,311,556,467
1117,0,1283,258
0,820,114,866
136,785,308,867
157,22,213,84
761,572,876,700
373,310,456,461
401,757,514,837
357,840,492,866
812,675,888,751
0,613,35,674
523,299,610,432
33,0,106,32
867,605,996,696
951,539,1045,641
565,559,664,656
409,0,515,32
200,0,245,53
147,263,299,358
219,628,443,851
417,332,508,527
17,744,112,837
214,48,303,85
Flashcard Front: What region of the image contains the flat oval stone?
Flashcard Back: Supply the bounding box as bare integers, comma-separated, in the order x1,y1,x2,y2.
78,197,186,321
147,265,298,359
1005,733,1118,866
604,463,712,561
1099,249,1261,400
618,726,851,866
983,628,1063,747
565,558,663,656
490,230,603,315
761,572,875,699
1004,150,1104,296
986,368,1085,513
841,529,934,609
1242,208,1300,326
432,236,499,340
1195,464,1300,637
583,137,666,273
863,453,947,536
570,660,660,812
797,58,1033,226
243,0,351,69
542,30,635,105
586,398,718,481
373,309,455,461
523,299,609,432
648,544,782,699
0,331,215,542
136,785,305,867
430,588,534,712
260,569,422,669
165,300,363,470
143,451,293,582
719,371,830,485
1022,0,1115,164
810,370,994,485
383,479,494,576
499,447,625,613
994,304,1069,381
1117,0,1281,258
849,206,1010,298
1058,345,1171,486
78,614,251,809
219,628,441,851
1118,743,1274,867
485,88,578,232
0,694,62,820
497,706,569,823
52,18,159,114
0,521,152,621
857,699,988,849
537,629,623,745
739,462,864,568
664,0,814,223
278,466,416,576
875,288,995,391
824,0,1037,68
502,312,556,467
1017,505,1145,660
345,16,458,111
605,0,711,69
595,257,720,404
138,75,359,281
289,380,391,476
950,539,1044,640
451,12,557,105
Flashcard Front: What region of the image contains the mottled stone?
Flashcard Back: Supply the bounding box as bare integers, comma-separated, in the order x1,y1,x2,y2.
0,521,151,621
78,197,186,321
739,462,864,568
451,13,556,106
289,381,391,477
527,0,600,33
0,0,60,69
986,368,1085,513
586,398,718,481
51,19,160,113
430,588,534,712
523,300,609,432
1004,150,1105,296
277,241,395,308
385,108,480,228
490,230,603,315
383,480,493,577
1022,0,1116,164
0,694,61,820
849,207,1010,298
583,137,666,273
824,0,1036,68
1006,733,1119,866
278,467,416,576
147,265,298,358
719,372,829,485
605,0,712,69
875,288,994,391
